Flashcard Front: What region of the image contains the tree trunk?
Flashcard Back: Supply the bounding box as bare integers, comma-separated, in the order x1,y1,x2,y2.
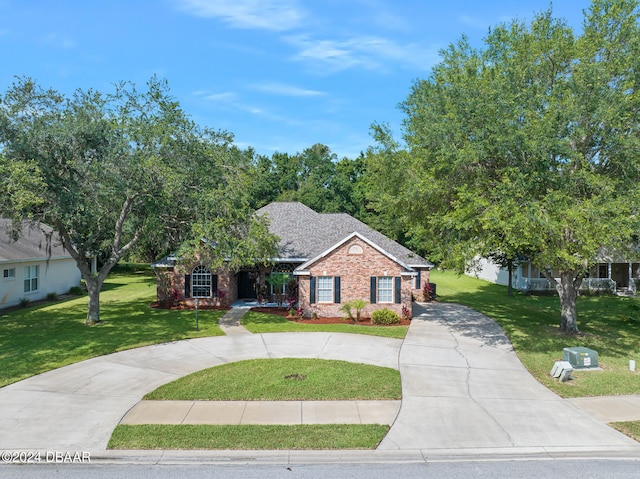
85,276,104,325
507,258,513,297
555,271,582,334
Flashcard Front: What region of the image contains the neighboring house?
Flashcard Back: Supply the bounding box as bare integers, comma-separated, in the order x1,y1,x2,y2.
468,255,640,295
153,202,433,318
0,219,81,309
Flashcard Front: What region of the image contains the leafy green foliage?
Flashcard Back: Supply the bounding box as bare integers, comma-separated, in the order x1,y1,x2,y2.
379,1,640,332
340,299,368,322
241,311,408,339
371,308,401,325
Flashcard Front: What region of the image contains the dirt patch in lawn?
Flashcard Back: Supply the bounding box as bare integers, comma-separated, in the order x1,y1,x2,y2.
249,307,411,326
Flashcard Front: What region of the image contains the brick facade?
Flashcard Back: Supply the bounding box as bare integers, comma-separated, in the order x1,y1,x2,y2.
297,236,425,318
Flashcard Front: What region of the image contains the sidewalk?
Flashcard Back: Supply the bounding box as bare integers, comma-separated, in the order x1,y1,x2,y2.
121,400,400,425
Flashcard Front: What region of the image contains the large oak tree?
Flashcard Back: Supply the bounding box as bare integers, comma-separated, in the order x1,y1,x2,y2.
0,77,275,324
392,0,640,332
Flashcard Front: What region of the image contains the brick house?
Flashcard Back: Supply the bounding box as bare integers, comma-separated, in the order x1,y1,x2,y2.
153,202,432,318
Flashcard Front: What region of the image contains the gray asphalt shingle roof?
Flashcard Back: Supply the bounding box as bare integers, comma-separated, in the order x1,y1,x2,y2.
0,219,71,263
256,202,432,270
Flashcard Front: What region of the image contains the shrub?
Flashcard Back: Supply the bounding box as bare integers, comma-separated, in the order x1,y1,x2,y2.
19,297,30,308
339,303,355,321
46,292,58,301
340,299,368,322
422,282,433,302
68,286,83,295
401,304,411,321
371,308,400,325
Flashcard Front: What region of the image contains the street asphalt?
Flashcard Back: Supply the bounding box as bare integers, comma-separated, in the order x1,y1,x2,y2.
1,302,640,464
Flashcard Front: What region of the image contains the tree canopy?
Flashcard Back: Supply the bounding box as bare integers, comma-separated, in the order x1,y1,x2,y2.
0,77,277,323
374,0,640,332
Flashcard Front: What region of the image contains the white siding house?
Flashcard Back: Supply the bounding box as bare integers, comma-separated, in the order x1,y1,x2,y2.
467,255,638,295
0,219,81,309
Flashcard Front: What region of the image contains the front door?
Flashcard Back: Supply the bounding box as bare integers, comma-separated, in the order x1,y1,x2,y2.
237,271,258,299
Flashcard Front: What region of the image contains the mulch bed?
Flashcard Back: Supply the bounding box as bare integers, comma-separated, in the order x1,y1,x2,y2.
249,307,411,326
149,302,230,311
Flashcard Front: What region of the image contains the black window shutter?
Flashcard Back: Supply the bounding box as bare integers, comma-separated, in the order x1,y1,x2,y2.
310,276,316,303
416,270,421,289
395,276,402,303
212,274,218,295
334,276,341,303
185,274,191,298
370,276,377,304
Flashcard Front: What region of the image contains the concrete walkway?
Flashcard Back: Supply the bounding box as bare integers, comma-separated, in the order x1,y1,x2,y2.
121,400,400,425
1,302,640,463
216,303,252,335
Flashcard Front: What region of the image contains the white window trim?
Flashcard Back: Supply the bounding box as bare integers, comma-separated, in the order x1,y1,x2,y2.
24,265,39,294
192,265,212,298
377,276,393,303
3,268,15,280
317,276,333,303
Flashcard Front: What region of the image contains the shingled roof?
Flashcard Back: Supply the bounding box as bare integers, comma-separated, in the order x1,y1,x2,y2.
0,219,71,263
256,202,432,270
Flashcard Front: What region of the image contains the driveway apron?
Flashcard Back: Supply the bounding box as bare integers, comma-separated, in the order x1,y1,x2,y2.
378,302,640,455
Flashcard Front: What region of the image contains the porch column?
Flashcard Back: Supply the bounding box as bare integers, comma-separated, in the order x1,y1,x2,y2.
629,262,633,288
608,262,612,279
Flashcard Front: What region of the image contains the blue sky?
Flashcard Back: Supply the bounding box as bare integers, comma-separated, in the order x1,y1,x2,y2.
0,0,592,159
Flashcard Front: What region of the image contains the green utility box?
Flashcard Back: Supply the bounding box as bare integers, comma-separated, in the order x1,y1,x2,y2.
563,347,598,369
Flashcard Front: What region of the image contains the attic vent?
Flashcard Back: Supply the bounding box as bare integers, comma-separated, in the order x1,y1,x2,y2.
348,244,363,255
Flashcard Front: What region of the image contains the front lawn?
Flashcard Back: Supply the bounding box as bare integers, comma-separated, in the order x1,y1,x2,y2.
242,311,408,339
430,270,640,398
0,265,225,387
144,358,401,400
112,357,399,450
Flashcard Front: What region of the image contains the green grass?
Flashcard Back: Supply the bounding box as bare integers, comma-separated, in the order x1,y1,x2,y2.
242,311,408,339
610,421,640,441
430,270,640,398
0,265,225,387
108,424,389,450
144,358,401,400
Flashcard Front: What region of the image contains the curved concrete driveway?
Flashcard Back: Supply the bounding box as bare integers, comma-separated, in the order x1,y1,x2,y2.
0,332,401,451
380,303,640,457
1,302,639,461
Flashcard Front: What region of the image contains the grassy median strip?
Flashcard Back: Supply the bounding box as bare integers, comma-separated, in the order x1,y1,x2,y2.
144,358,401,400
108,424,389,450
430,270,640,398
242,311,408,339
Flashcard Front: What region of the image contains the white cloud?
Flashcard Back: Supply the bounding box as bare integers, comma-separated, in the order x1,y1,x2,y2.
201,91,237,102
42,32,75,49
250,82,325,97
286,35,439,73
175,0,305,31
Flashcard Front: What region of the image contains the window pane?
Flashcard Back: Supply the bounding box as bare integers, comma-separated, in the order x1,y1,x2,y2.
317,276,333,302
378,277,393,303
192,265,211,298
